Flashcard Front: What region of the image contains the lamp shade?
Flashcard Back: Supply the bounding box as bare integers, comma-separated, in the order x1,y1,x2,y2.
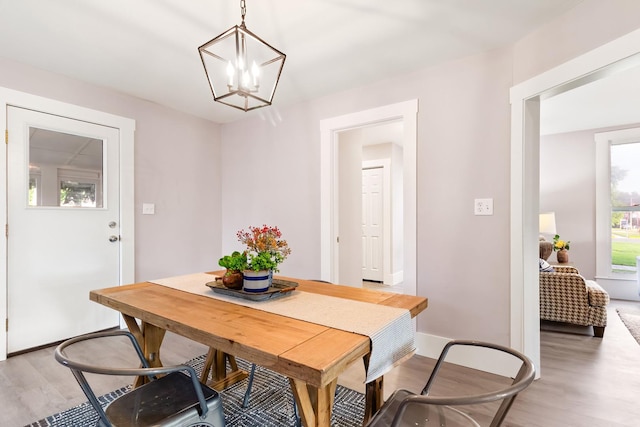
539,212,557,236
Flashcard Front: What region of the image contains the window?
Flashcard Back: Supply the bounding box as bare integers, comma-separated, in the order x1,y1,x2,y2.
28,175,40,206
27,127,104,208
595,128,640,278
610,142,640,273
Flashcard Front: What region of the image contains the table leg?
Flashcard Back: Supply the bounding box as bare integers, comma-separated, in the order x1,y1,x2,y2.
199,347,249,391
289,377,337,427
122,315,166,387
362,354,384,426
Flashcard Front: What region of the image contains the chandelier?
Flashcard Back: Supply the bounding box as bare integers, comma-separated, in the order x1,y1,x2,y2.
198,0,286,112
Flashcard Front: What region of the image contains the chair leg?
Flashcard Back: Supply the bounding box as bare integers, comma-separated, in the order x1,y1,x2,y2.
242,362,302,427
593,325,605,338
293,396,302,427
242,363,257,408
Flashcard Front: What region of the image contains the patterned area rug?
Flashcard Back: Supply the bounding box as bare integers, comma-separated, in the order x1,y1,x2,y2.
617,308,640,345
26,355,365,427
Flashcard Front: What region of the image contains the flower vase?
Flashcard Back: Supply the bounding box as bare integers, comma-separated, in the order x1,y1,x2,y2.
243,270,272,293
556,249,569,264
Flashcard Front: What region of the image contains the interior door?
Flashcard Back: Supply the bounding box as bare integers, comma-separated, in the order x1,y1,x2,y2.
7,106,120,353
362,167,383,282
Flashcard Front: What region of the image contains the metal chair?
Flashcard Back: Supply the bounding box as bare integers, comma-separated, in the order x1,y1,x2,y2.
55,330,225,427
201,348,302,427
365,340,535,427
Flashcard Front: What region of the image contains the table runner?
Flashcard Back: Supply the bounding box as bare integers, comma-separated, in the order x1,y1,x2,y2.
149,272,415,383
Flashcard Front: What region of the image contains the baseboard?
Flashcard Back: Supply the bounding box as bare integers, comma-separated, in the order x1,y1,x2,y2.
415,332,522,377
595,277,640,301
384,270,403,286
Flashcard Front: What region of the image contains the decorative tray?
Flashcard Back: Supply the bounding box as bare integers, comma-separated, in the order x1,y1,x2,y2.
205,278,299,302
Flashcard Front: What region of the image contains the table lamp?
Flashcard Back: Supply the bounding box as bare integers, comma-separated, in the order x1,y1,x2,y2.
539,212,556,260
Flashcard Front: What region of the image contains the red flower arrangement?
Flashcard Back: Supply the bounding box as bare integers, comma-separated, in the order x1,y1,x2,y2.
236,225,291,272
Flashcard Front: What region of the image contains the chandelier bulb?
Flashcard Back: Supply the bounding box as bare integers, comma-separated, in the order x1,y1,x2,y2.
226,61,234,87
242,70,251,89
251,61,260,86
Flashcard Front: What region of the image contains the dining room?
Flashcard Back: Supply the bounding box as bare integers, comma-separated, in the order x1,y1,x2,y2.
3,1,640,426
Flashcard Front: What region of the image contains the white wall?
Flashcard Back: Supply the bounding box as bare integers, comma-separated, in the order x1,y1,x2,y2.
0,0,638,357
540,123,640,281
220,46,515,344
513,0,640,84
338,129,363,287
0,57,223,281
540,130,598,278
220,1,640,349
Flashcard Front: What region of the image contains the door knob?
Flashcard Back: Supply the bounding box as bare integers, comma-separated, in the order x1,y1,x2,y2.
108,221,117,228
109,235,119,242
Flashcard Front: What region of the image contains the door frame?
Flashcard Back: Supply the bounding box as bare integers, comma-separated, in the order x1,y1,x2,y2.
320,99,418,296
0,87,135,361
510,28,640,374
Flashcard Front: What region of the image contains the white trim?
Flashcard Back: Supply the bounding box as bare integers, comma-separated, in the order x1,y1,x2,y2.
510,28,640,377
415,332,518,378
594,277,639,301
595,131,612,280
0,87,135,361
320,100,418,296
391,271,404,286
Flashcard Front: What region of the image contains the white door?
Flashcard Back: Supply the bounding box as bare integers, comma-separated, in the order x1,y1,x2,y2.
362,167,383,282
7,106,120,353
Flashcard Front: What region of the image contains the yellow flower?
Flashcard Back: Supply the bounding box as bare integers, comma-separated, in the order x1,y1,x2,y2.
552,235,570,251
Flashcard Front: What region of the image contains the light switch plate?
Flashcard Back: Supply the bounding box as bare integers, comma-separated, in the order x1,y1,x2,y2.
474,198,493,216
142,203,155,215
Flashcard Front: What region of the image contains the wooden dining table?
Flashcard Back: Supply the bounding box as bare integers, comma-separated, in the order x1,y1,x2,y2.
90,273,428,427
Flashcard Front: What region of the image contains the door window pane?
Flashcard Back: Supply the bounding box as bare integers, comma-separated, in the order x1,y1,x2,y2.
28,127,104,208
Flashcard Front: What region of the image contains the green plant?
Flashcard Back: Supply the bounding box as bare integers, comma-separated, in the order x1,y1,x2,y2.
612,242,640,267
553,234,570,251
246,250,281,271
236,225,291,272
218,251,247,274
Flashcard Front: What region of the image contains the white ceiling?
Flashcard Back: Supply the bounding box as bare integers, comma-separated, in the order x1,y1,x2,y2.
29,128,103,170
0,0,591,125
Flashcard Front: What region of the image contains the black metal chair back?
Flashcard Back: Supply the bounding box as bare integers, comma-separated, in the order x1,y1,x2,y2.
55,330,225,427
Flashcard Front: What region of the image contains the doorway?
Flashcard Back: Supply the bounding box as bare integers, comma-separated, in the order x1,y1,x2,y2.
510,29,640,373
6,107,122,353
320,100,418,296
337,124,403,288
0,88,135,360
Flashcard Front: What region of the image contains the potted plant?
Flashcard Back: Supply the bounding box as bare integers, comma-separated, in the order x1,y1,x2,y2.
553,234,571,263
218,251,247,289
236,225,291,292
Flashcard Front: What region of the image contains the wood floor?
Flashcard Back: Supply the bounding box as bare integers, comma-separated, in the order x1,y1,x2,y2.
1,300,639,426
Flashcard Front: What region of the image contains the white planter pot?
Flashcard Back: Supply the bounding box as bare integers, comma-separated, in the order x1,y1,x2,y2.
243,270,272,293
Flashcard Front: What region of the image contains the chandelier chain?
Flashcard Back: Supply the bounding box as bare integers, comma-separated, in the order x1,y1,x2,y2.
240,0,246,22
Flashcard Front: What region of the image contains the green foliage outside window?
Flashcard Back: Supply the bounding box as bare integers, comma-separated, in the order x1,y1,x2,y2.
612,241,640,268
